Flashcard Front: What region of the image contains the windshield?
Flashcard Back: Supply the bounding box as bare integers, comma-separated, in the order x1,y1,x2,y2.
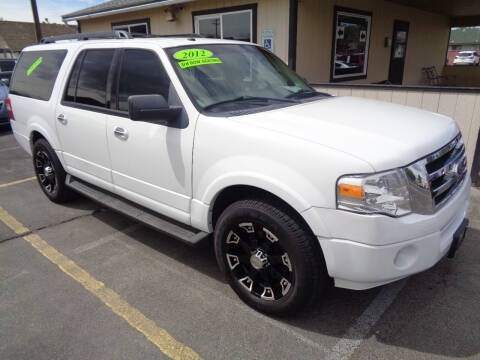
458,52,474,57
166,44,323,113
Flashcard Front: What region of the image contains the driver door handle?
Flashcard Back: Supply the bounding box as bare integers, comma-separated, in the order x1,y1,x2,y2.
57,114,67,124
114,127,128,140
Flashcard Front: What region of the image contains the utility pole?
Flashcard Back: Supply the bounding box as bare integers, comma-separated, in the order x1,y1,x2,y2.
30,0,42,42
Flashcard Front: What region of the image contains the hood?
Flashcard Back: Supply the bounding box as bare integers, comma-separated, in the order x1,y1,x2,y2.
235,96,459,171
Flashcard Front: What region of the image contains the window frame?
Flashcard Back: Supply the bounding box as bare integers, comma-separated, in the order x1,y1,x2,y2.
113,48,173,114
330,6,372,82
112,18,151,34
61,48,119,115
62,47,178,120
192,4,258,43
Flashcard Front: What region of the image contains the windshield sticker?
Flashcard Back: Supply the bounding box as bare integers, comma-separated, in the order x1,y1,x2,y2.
27,57,43,76
178,57,223,69
174,49,213,60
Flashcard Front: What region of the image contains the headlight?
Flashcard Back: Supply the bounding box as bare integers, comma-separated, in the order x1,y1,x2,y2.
337,169,412,217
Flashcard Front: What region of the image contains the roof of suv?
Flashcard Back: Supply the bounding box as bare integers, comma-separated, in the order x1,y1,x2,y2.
21,37,254,52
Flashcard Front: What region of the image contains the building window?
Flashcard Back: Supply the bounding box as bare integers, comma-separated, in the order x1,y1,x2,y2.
331,7,371,82
193,4,257,43
112,18,150,35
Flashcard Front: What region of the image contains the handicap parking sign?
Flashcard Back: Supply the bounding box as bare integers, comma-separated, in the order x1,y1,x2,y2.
261,29,275,53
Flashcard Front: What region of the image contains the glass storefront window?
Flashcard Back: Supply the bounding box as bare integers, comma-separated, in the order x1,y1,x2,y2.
331,8,371,81
194,10,252,42
112,20,149,35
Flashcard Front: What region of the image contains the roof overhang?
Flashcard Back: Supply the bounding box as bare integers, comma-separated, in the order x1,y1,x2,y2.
62,0,195,22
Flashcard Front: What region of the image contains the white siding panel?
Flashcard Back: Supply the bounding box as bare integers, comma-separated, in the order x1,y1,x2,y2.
437,93,458,118
406,91,423,108
421,92,440,112
391,91,407,105
453,94,476,143
351,89,365,98
377,90,393,103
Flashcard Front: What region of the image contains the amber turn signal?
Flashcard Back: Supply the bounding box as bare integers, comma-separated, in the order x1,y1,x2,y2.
338,184,364,199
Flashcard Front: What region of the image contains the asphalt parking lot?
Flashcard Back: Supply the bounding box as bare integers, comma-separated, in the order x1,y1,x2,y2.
1,127,479,360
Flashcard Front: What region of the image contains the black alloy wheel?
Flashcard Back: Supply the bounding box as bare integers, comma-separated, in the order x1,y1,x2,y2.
224,221,294,301
32,138,75,203
215,199,327,315
34,148,57,195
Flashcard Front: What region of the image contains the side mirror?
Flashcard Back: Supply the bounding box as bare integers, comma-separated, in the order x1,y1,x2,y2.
128,94,182,124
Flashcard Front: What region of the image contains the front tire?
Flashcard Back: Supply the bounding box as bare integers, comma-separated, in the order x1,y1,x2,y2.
214,199,327,315
32,138,75,203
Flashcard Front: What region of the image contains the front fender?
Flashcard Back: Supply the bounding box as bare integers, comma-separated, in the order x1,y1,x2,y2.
193,156,331,236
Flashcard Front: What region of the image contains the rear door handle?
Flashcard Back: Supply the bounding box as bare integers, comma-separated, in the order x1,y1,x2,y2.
57,114,67,124
114,127,128,140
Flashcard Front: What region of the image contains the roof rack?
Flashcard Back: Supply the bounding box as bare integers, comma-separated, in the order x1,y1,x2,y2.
129,33,203,39
40,30,131,44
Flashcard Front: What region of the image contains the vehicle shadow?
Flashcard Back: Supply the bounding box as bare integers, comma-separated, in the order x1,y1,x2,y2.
70,202,480,359
0,125,12,136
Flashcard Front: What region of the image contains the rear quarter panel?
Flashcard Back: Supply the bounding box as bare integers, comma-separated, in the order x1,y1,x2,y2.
9,45,74,158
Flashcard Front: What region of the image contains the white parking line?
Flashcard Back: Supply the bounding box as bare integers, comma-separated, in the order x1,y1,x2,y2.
325,279,407,360
0,146,20,153
72,224,142,254
1,270,29,286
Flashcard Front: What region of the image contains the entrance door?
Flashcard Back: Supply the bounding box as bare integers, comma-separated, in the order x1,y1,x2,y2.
388,20,409,85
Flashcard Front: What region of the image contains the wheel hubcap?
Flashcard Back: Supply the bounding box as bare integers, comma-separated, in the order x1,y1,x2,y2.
225,221,294,301
44,166,54,177
250,249,268,270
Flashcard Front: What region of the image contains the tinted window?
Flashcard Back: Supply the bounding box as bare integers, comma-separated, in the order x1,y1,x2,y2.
75,50,114,108
117,49,171,112
64,53,83,103
10,50,67,101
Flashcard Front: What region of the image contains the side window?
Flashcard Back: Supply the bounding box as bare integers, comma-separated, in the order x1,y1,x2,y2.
117,49,171,112
64,53,83,103
67,49,114,108
9,50,67,101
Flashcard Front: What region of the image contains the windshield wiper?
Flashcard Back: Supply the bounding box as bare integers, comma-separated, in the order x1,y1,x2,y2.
204,96,298,111
286,89,324,99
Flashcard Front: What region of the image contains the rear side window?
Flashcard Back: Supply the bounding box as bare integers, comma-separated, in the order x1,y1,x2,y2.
10,50,67,101
117,49,171,112
64,49,114,108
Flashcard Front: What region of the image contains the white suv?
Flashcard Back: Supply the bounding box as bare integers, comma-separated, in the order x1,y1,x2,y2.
8,32,470,314
453,51,480,66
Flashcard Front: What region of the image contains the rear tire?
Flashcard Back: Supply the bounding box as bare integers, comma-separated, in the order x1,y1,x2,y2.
32,138,75,203
214,198,327,315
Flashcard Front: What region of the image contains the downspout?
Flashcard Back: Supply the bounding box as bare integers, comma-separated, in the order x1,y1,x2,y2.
288,0,298,70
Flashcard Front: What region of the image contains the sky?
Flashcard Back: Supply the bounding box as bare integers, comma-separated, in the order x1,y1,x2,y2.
0,0,108,24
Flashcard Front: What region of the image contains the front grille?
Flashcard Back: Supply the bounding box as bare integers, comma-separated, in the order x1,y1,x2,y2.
405,134,467,215
425,135,467,208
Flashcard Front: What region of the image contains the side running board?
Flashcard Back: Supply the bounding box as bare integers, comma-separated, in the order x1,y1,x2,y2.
65,175,210,246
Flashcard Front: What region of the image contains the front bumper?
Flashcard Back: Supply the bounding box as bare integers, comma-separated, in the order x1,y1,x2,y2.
304,176,471,290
